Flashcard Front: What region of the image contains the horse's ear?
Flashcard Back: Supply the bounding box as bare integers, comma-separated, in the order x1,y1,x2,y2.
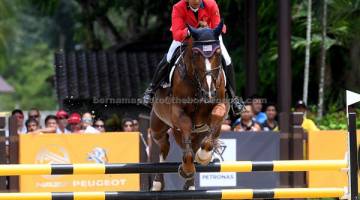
187,24,200,40
213,20,224,37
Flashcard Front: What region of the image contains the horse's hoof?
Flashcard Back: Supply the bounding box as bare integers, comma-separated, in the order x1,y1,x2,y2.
183,179,195,190
151,181,162,191
178,165,195,180
195,148,212,166
188,186,196,190
183,184,196,190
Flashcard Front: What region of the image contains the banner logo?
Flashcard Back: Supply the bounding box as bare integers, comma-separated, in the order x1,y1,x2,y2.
87,147,108,164
35,144,70,180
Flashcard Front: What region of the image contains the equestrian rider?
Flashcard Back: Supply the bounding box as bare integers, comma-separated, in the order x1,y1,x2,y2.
143,0,244,115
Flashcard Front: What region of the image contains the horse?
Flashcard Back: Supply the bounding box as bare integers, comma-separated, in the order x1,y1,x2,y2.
150,22,230,190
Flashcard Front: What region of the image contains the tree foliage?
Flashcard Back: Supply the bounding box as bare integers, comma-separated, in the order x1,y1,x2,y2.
0,0,359,113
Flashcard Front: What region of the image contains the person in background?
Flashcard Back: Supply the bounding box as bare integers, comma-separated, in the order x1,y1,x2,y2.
251,95,267,124
94,119,106,132
295,100,320,132
68,113,82,133
25,118,39,133
233,104,261,132
11,109,27,134
30,115,58,134
45,115,58,130
28,108,41,125
122,118,134,132
221,115,232,132
56,110,70,134
132,119,139,132
261,103,279,131
81,112,99,133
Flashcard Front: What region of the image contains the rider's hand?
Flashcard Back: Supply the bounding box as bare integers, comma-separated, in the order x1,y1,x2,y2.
199,21,209,28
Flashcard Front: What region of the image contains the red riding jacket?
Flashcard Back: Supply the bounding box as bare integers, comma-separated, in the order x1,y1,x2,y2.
171,0,226,41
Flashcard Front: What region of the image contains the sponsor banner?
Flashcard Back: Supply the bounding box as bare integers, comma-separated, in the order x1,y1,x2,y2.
19,132,140,192
307,130,360,189
200,139,237,187
163,132,280,190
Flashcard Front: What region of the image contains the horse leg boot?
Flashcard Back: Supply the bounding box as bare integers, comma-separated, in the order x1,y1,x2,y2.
195,104,227,165
224,64,245,116
143,55,169,107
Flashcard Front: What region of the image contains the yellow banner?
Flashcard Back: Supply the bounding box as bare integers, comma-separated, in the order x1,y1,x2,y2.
19,132,140,192
307,130,360,188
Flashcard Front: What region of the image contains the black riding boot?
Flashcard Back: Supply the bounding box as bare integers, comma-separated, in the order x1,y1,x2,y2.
143,55,169,107
224,63,245,116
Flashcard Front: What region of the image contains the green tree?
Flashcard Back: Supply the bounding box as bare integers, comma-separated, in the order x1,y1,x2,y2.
0,0,15,69
0,43,56,110
0,1,57,110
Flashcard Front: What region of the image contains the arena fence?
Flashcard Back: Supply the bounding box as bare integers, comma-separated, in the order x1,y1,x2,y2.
0,112,357,200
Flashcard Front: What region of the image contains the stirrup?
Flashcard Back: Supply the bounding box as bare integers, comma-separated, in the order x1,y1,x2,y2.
142,87,155,107
230,97,246,116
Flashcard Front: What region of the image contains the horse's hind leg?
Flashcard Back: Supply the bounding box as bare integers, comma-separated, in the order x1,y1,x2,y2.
150,111,170,191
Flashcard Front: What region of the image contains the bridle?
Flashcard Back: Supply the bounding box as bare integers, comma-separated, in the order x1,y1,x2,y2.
180,39,223,100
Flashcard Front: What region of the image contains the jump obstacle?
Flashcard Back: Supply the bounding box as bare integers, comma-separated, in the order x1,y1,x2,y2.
0,160,348,175
0,112,357,200
0,188,348,200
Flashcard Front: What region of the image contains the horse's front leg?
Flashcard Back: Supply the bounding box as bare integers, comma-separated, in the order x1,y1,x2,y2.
171,105,195,179
195,103,227,165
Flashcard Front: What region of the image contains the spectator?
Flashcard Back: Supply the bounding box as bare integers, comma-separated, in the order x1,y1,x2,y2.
68,113,82,133
30,115,58,134
25,118,39,133
44,115,58,130
295,100,320,132
11,109,26,134
233,104,261,132
28,108,41,124
122,118,134,132
132,119,139,132
221,116,232,132
251,95,267,124
81,112,99,133
56,110,70,134
94,119,106,132
262,103,279,131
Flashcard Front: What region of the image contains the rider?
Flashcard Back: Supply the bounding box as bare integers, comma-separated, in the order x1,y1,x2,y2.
143,0,244,115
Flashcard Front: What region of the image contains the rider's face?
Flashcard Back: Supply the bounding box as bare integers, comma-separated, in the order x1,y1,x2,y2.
188,0,201,9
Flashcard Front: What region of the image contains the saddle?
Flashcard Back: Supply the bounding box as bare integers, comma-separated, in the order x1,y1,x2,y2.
160,46,185,89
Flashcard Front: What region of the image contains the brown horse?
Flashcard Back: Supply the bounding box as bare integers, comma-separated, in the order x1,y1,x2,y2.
150,22,229,190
